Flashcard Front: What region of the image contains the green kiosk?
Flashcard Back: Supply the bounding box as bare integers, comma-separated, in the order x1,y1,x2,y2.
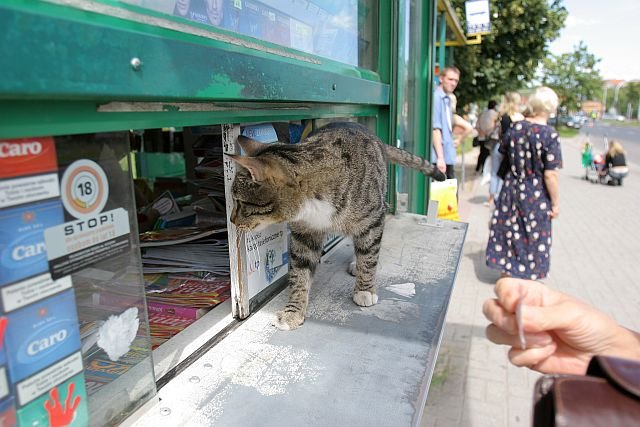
0,1,475,425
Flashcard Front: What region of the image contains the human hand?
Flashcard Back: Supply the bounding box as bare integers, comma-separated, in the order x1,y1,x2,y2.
436,158,446,173
482,278,637,375
548,204,560,219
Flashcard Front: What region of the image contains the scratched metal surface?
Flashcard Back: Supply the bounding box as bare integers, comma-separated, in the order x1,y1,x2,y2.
133,214,467,427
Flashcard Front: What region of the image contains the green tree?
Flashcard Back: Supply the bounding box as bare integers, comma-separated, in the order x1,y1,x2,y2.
540,42,602,112
449,0,567,109
616,82,640,118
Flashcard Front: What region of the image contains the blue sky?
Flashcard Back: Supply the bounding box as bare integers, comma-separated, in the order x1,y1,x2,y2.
548,0,640,81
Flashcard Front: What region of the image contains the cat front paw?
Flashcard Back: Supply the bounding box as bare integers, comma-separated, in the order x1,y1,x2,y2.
353,291,378,307
274,310,305,330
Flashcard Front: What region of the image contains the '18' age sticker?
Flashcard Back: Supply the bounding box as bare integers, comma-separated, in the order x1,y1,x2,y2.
60,159,109,219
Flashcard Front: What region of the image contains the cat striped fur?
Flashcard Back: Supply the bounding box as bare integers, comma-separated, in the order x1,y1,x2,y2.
228,122,446,330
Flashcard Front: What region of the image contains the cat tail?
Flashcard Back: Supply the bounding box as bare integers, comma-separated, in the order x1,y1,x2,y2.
383,145,447,181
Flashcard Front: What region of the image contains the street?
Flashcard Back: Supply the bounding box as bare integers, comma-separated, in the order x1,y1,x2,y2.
581,120,640,162
423,133,640,427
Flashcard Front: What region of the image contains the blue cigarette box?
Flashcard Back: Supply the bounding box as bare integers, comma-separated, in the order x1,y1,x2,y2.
0,200,64,287
4,289,81,384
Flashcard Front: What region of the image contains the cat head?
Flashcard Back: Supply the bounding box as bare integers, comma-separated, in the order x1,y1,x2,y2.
227,136,300,231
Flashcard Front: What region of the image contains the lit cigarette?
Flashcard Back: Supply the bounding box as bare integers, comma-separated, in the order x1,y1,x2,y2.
516,284,527,350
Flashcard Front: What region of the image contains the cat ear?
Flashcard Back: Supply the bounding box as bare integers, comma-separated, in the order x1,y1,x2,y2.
227,154,266,182
237,135,267,156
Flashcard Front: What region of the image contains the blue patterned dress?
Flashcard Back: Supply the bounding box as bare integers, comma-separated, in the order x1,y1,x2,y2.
486,120,562,280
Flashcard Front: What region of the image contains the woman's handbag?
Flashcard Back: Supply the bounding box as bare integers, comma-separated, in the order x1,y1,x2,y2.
533,355,640,426
497,155,509,180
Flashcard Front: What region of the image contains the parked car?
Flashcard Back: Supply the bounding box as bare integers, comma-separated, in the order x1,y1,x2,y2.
574,113,589,126
602,113,626,122
549,114,582,129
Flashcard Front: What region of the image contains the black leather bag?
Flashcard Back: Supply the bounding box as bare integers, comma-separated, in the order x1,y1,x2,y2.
533,356,640,427
497,156,509,180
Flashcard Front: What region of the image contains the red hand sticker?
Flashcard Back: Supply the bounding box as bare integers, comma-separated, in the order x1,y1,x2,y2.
44,382,81,427
0,317,7,351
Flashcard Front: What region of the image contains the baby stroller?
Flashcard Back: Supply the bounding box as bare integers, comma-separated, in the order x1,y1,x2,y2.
581,141,603,183
589,153,606,184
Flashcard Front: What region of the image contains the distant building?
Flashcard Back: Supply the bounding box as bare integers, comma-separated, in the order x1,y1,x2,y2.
581,100,603,118
604,79,625,87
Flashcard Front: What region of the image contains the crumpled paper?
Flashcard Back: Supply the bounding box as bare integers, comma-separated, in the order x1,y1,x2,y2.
97,307,139,361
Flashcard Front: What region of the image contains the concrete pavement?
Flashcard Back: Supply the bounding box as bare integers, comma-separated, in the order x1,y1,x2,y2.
420,134,640,426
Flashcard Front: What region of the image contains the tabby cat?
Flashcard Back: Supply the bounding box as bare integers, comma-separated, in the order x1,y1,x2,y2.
228,122,446,330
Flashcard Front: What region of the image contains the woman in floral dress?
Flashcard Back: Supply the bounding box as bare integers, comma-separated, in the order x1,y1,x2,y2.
486,87,562,280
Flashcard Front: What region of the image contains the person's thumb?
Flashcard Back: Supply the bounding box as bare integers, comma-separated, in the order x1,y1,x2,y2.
521,301,582,334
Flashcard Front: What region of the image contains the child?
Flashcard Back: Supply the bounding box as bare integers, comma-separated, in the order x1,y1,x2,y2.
581,140,594,180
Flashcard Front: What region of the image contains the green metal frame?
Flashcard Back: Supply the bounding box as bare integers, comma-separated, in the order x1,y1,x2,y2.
406,0,437,215
0,100,382,139
0,1,465,213
377,0,394,210
0,0,395,155
0,0,428,212
0,1,387,104
438,12,447,71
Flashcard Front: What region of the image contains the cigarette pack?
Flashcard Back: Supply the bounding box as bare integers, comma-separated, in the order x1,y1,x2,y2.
0,200,64,287
4,289,81,385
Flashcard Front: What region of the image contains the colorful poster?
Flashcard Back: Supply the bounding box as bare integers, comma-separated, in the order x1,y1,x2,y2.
273,11,291,46
204,0,224,27
259,3,279,44
173,0,209,25
289,18,313,53
223,0,242,32
239,0,262,38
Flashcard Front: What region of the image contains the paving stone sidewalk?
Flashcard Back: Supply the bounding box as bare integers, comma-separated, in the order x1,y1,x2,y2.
421,135,640,427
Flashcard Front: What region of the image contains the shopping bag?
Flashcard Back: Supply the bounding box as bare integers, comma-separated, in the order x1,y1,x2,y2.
429,178,459,221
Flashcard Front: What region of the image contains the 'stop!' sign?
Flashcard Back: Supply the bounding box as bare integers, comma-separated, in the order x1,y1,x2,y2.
465,0,491,35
